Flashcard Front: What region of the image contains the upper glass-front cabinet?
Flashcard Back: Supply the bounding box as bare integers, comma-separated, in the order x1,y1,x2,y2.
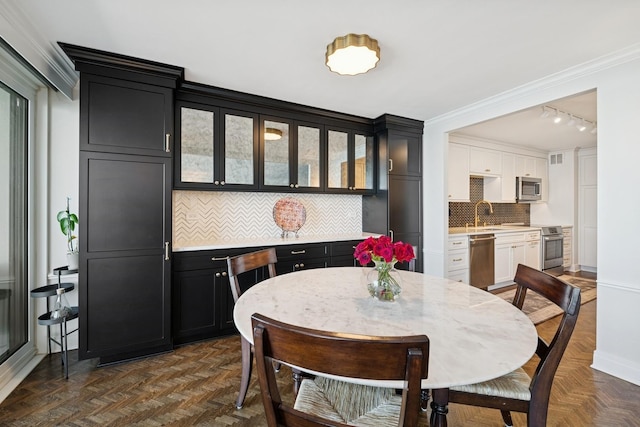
261,117,323,191
176,103,258,190
327,129,375,193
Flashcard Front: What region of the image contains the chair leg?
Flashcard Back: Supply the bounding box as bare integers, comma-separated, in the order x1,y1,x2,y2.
236,336,253,409
501,410,513,427
420,389,430,412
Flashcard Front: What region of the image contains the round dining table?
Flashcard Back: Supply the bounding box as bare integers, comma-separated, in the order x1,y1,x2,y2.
233,266,538,426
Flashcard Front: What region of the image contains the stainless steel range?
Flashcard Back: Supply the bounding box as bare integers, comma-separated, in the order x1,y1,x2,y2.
541,226,564,276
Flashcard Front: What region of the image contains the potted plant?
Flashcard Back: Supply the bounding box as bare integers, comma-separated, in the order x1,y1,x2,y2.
57,197,79,270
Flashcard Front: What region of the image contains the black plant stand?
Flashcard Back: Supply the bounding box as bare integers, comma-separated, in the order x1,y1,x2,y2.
30,266,79,379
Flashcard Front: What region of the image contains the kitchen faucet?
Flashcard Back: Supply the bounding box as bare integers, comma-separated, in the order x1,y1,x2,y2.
474,200,494,228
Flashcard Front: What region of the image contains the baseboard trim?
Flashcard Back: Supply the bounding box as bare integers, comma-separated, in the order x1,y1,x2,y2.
592,349,640,387
0,344,44,404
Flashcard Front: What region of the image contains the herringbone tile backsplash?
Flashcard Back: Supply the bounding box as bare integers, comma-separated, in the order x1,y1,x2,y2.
173,191,362,247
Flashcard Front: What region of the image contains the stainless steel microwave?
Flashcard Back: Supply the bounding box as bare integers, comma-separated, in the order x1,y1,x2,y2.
516,176,542,202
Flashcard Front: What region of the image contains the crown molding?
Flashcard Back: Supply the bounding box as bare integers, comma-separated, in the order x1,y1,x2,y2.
425,42,640,128
0,1,78,99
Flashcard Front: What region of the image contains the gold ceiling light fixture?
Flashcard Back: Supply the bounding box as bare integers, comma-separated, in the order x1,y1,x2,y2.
264,127,283,141
325,33,380,76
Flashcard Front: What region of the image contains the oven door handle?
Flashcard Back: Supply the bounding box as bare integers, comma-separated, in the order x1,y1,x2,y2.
543,236,564,241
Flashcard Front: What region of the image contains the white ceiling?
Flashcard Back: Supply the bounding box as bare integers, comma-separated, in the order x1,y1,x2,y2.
11,1,640,151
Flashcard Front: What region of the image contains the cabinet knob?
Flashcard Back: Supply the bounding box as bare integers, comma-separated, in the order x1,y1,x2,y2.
215,272,221,277
295,184,299,188
220,181,225,185
222,271,227,276
214,180,220,185
290,184,294,188
485,168,491,172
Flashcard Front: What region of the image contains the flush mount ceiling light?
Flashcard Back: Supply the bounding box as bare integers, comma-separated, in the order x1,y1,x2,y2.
326,33,380,76
264,127,283,141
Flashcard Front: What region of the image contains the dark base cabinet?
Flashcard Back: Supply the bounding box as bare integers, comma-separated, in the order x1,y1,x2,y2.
173,240,363,346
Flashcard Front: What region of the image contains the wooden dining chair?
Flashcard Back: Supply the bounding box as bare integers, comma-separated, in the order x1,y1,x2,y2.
226,247,278,409
448,263,581,427
251,312,430,427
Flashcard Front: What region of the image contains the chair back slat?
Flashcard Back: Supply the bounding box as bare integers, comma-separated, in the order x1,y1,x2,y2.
252,313,429,427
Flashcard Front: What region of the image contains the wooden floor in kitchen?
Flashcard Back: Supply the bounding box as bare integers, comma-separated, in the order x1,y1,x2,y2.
1,294,639,425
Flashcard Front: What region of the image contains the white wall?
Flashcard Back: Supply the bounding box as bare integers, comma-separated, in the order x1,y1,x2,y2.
424,50,640,385
34,88,79,353
530,149,578,227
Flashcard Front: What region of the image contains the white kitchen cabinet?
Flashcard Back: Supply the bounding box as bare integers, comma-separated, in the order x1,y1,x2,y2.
515,155,536,177
448,143,470,201
523,231,541,269
447,235,469,284
484,152,516,202
494,232,525,284
469,147,501,176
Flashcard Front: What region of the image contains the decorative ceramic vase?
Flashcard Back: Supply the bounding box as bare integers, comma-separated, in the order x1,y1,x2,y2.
367,260,402,302
67,252,79,270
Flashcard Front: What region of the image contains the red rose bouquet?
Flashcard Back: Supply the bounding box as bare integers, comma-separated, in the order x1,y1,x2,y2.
353,235,415,266
354,236,415,301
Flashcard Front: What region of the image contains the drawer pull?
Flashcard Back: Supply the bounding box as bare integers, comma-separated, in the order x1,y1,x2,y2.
165,134,171,152
211,256,230,261
164,242,170,261
452,258,462,262
452,241,462,245
291,250,306,255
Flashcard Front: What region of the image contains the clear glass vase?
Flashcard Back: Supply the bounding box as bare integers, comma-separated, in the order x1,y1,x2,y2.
51,287,72,320
367,260,402,302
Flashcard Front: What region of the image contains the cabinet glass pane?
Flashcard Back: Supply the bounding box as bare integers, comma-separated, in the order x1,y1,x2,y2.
355,134,374,190
264,120,290,186
224,114,254,185
297,125,320,188
181,107,214,183
328,130,348,189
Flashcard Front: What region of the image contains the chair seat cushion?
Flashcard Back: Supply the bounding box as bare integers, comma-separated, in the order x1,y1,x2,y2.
294,377,403,426
450,367,532,401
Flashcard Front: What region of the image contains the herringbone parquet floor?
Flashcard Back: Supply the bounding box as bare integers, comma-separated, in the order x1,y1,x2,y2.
1,299,639,426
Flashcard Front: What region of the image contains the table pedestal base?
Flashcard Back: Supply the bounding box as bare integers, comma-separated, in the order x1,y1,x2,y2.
430,388,449,427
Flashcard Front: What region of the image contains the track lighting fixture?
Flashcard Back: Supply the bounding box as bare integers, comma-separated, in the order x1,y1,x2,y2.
541,105,596,135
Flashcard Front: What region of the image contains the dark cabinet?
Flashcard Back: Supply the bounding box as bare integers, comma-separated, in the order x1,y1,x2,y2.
326,127,376,194
61,43,183,363
275,243,329,274
175,102,260,190
329,240,360,267
363,114,424,272
172,248,267,344
80,75,174,156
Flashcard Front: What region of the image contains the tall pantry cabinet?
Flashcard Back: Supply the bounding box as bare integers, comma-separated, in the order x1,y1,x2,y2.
363,114,424,272
60,43,184,364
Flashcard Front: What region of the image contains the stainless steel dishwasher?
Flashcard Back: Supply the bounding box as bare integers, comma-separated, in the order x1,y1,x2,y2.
469,234,495,289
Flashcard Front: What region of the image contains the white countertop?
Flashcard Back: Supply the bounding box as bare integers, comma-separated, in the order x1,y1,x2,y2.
173,232,380,252
449,225,541,236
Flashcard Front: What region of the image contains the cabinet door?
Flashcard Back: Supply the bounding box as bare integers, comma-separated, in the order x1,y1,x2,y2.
81,75,173,156
173,269,217,344
524,241,541,269
221,110,259,189
469,147,501,176
262,117,292,188
448,143,470,201
389,131,421,177
494,243,512,284
512,243,526,274
515,155,536,177
80,152,172,361
295,122,323,190
327,129,374,193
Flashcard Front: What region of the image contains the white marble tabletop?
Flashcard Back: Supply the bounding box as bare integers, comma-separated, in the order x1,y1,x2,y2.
233,266,538,390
